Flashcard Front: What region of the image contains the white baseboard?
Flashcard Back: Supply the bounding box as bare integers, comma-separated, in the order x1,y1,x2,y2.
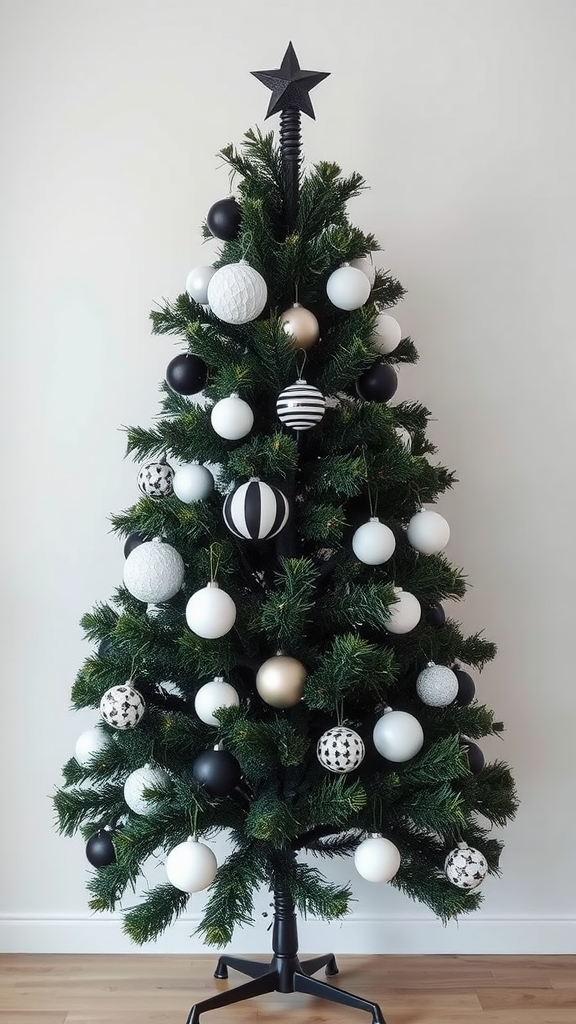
1,913,574,955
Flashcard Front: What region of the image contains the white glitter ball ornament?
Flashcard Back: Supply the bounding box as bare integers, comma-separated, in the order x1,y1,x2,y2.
186,265,216,305
124,763,170,816
173,463,214,503
194,677,240,726
416,662,459,707
384,588,421,634
75,725,112,766
100,684,146,730
123,538,184,604
326,265,371,310
371,314,402,355
317,727,365,773
137,456,174,497
445,842,488,890
206,260,267,324
407,509,451,555
186,582,237,639
354,834,401,883
352,518,396,565
211,394,254,440
166,835,217,893
373,708,424,762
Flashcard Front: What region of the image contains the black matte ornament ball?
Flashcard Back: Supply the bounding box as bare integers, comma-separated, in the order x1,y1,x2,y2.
426,601,446,628
192,748,242,798
123,532,149,559
356,361,398,403
453,667,476,706
86,828,116,867
460,738,485,775
166,354,207,396
206,197,241,241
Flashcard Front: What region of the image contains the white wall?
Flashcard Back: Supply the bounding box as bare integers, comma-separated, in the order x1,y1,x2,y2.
1,0,575,955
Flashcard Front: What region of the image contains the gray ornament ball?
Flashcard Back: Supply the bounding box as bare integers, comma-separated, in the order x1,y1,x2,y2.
444,843,488,890
137,456,174,497
416,662,459,707
317,727,365,774
100,684,146,730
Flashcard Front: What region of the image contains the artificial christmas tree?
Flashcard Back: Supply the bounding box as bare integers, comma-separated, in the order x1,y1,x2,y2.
54,43,517,1024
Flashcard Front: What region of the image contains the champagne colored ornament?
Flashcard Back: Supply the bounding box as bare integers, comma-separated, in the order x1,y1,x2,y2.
194,677,240,725
166,835,217,893
256,655,307,708
279,303,320,351
372,708,424,762
384,587,421,634
407,509,451,555
354,834,401,882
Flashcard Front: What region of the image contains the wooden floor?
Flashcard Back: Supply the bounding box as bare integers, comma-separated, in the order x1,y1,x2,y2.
1,953,575,1024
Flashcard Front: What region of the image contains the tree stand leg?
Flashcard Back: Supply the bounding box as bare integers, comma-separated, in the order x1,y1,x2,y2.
185,892,386,1024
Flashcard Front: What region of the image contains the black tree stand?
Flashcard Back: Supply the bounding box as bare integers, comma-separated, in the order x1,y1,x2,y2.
185,889,386,1024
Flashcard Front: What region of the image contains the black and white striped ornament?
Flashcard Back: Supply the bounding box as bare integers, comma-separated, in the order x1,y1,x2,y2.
223,478,289,541
276,379,326,431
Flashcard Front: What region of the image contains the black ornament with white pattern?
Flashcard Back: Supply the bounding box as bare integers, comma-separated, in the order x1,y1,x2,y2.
317,726,365,774
276,379,326,431
223,478,289,541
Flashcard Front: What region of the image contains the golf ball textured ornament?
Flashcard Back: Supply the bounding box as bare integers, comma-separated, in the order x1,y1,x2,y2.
123,538,185,604
445,843,488,890
223,478,289,541
317,727,365,773
276,380,326,431
100,684,145,731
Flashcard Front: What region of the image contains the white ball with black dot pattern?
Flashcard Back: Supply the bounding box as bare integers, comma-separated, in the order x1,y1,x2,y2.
317,726,365,773
223,478,289,541
444,843,488,890
100,684,146,731
276,379,326,431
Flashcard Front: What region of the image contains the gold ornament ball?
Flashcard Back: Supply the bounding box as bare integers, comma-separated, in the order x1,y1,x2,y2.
279,303,320,351
256,655,307,708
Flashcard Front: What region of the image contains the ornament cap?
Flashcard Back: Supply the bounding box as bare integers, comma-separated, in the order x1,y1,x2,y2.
369,516,380,523
426,660,436,668
207,581,220,590
457,841,469,850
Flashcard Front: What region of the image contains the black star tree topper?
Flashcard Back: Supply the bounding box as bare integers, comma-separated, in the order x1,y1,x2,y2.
251,42,329,120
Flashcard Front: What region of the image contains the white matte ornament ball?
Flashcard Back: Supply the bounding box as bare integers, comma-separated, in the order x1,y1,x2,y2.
194,677,240,725
211,394,254,441
317,727,365,773
371,314,402,355
407,510,451,555
395,426,412,450
206,260,267,324
75,726,112,766
123,538,185,604
416,663,459,707
186,582,237,639
352,518,396,565
373,709,424,762
166,836,218,893
100,684,145,731
350,256,376,287
173,463,214,503
354,835,401,883
137,457,174,497
445,843,488,890
276,380,326,431
384,588,421,634
186,265,216,305
326,265,371,311
124,764,170,816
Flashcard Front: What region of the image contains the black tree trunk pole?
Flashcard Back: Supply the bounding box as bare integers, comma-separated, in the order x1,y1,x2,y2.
280,107,301,234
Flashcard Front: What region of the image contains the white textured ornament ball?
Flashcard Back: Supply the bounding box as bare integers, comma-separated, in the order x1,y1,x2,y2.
223,478,289,541
173,463,214,503
166,835,217,893
416,663,459,707
354,834,401,883
186,265,216,305
317,727,365,773
326,265,371,311
350,256,376,287
186,582,237,639
276,380,326,431
211,394,254,441
373,709,424,762
137,457,174,497
407,509,451,555
384,588,421,634
445,843,488,890
75,725,112,766
206,260,267,324
352,518,396,565
124,763,170,816
123,538,184,604
194,677,239,725
395,426,412,450
100,684,145,731
371,314,402,355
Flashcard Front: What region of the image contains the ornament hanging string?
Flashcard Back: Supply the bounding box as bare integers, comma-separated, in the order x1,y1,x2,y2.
295,349,308,379
209,543,223,583
361,448,377,518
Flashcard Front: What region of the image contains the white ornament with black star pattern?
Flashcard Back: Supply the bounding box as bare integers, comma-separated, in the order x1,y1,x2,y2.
137,456,174,497
317,726,365,773
100,684,146,730
444,842,488,890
